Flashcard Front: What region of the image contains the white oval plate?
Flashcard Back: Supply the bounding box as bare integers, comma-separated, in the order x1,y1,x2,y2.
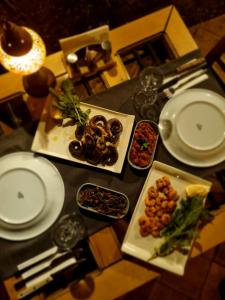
0,152,65,241
159,88,225,167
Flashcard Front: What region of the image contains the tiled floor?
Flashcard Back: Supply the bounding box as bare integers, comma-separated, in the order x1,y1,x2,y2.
117,14,225,300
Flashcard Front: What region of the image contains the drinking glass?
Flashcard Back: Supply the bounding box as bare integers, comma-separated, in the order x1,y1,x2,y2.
52,213,87,251
133,66,163,121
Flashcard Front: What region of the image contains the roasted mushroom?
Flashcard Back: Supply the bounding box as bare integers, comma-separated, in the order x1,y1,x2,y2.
96,136,107,151
107,118,123,135
69,140,85,159
84,134,95,153
85,149,102,165
107,133,120,144
102,145,118,166
89,115,107,128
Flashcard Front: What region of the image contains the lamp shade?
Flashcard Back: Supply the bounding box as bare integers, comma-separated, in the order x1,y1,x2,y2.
0,26,46,75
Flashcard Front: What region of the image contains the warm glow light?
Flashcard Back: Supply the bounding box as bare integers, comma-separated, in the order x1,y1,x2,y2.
0,27,46,75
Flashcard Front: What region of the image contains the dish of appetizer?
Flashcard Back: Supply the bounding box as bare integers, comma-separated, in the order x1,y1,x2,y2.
31,79,135,173
76,183,129,219
69,115,123,166
121,161,212,275
138,176,178,238
128,120,158,170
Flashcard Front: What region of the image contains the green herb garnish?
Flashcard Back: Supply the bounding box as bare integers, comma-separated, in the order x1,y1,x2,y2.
150,196,214,259
49,79,91,126
139,140,148,151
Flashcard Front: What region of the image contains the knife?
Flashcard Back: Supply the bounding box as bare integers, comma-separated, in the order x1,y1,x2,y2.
164,70,209,98
159,49,203,76
159,62,208,92
15,251,72,290
16,246,58,273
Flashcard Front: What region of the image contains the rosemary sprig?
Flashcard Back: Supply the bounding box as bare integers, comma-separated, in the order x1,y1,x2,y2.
49,79,91,126
149,196,214,259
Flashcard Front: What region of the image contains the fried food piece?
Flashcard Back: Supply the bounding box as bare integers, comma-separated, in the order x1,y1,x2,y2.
147,186,159,199
156,176,171,190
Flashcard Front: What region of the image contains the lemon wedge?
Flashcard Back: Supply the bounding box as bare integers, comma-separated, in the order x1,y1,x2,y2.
185,184,210,198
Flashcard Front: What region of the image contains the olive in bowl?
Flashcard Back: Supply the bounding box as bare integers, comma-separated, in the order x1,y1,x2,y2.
128,120,159,170
76,183,129,219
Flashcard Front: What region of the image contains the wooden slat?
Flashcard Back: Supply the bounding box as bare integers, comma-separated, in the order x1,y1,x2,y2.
101,5,199,87
109,6,171,54
220,53,225,65
88,227,122,269
0,121,13,135
192,209,225,257
212,61,225,85
49,260,159,300
165,6,198,57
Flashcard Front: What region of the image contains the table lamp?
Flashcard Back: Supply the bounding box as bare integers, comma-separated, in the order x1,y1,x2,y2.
0,21,56,97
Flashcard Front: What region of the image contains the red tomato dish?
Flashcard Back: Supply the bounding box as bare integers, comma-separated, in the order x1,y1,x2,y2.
128,121,158,169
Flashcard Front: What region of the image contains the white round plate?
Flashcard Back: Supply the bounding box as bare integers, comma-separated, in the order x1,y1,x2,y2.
159,88,225,167
0,152,65,241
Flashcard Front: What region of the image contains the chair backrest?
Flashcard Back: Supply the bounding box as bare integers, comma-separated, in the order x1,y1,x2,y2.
206,35,225,86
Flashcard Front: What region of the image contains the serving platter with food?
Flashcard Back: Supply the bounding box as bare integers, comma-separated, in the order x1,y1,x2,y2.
121,160,212,275
31,79,135,173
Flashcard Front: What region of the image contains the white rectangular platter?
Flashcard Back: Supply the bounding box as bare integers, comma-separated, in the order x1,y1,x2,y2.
32,99,135,173
121,160,211,275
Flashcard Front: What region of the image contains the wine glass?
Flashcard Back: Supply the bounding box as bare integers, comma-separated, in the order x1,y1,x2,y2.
133,66,163,121
52,213,87,252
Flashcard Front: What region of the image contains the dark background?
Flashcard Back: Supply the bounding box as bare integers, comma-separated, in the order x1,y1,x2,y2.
0,0,224,55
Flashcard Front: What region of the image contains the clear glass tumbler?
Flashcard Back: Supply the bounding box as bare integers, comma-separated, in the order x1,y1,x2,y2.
133,66,163,121
52,213,87,251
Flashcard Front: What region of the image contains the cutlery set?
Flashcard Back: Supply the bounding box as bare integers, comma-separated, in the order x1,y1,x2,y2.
163,68,209,98
17,258,82,299
14,241,96,299
15,247,75,299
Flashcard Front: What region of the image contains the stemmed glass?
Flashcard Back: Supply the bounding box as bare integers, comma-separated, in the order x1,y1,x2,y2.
133,66,163,121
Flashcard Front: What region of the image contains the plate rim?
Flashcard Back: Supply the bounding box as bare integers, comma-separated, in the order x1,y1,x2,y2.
159,88,225,167
0,152,65,241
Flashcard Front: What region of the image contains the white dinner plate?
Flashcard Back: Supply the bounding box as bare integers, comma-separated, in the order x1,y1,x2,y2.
159,88,225,167
0,152,65,241
121,161,211,275
31,96,135,174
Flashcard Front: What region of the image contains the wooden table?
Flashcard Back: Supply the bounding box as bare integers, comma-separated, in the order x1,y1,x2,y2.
1,5,225,300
